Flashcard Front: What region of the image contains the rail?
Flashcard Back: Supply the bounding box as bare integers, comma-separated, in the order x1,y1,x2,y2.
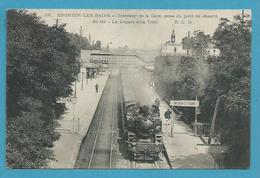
163,145,173,169
87,90,111,168
131,160,160,169
74,74,112,168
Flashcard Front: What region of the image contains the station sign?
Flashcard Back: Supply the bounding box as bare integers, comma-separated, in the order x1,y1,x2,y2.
170,100,199,107
57,97,77,104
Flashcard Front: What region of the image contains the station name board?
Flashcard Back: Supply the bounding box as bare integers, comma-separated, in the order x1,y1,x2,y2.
56,97,77,104
170,100,199,107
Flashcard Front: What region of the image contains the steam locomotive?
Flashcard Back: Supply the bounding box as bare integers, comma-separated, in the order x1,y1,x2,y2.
120,70,164,161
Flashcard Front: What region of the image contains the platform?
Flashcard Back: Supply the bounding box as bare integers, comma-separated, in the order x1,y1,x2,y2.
158,97,218,169
48,69,109,168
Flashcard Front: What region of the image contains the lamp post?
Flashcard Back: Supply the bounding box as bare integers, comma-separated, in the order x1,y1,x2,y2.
74,80,77,97
73,64,78,98
81,72,85,90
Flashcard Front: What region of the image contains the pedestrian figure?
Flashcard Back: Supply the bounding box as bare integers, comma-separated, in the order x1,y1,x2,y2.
155,98,160,107
164,108,174,137
95,83,99,93
164,108,172,119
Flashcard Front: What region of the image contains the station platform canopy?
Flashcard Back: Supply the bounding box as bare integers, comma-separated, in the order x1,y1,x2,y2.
85,63,101,69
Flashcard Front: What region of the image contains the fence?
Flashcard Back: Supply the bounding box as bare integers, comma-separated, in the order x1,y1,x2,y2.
194,122,210,136
55,118,80,133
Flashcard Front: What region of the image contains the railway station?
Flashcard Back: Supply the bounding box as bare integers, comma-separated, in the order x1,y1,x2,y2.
48,26,230,169
50,50,224,169
7,9,250,170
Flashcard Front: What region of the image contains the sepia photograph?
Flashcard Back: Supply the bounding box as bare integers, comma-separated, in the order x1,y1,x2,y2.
6,9,251,169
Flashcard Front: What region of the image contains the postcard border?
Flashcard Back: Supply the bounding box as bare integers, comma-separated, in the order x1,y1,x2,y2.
0,0,259,178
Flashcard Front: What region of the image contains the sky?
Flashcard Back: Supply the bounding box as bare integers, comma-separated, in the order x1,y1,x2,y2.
28,9,251,50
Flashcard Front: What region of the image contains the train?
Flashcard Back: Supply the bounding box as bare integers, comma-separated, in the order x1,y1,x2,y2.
120,69,164,161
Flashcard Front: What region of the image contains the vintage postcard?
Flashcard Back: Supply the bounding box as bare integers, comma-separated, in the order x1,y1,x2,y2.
6,9,251,170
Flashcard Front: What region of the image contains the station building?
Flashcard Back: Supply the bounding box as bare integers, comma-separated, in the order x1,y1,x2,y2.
80,50,111,78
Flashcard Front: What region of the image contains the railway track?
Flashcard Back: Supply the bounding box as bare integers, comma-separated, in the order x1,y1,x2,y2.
75,72,119,168
114,68,174,169
131,160,159,169
87,92,112,168
75,69,173,169
129,152,172,169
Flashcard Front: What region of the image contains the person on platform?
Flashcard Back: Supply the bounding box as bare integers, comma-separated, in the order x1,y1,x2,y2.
164,108,174,137
152,104,160,116
95,83,99,93
155,98,160,107
164,108,172,120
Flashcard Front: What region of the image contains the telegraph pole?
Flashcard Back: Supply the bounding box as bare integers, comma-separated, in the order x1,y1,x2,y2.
186,32,190,57
81,72,84,90
194,96,198,135
242,9,244,26
80,26,83,41
79,26,84,90
79,26,83,63
74,75,77,97
55,18,59,28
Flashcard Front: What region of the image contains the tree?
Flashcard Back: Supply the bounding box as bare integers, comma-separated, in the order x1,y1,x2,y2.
67,32,91,52
191,31,211,59
154,13,251,168
204,13,251,168
91,40,102,50
6,10,79,168
154,31,211,123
